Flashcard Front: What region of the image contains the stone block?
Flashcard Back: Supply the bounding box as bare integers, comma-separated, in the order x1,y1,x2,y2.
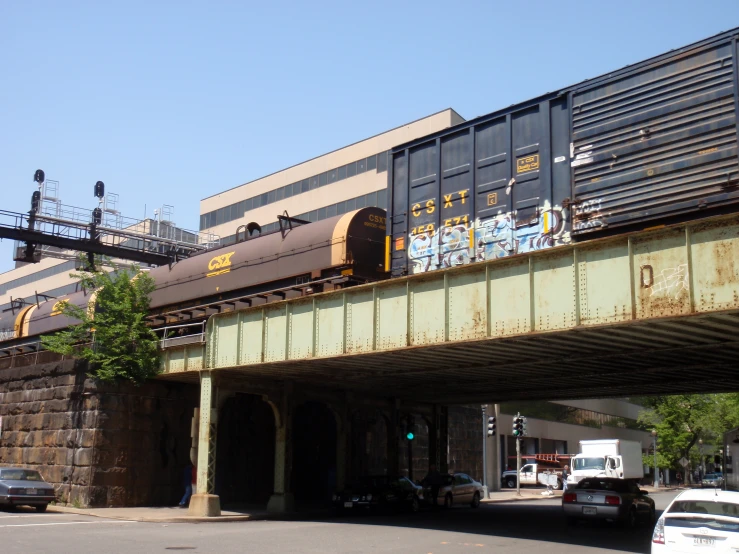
73,448,93,467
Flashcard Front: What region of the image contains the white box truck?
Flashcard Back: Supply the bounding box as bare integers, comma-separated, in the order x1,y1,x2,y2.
569,439,644,485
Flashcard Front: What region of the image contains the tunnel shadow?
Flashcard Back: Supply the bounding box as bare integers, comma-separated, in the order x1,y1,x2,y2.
295,500,661,553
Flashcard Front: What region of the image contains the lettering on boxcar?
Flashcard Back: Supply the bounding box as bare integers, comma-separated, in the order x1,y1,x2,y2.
516,154,540,174
487,192,498,206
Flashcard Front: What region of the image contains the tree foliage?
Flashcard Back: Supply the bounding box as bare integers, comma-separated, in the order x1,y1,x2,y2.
636,394,739,470
41,260,160,384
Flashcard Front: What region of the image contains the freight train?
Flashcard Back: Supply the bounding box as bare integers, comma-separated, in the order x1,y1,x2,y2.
0,207,387,344
2,27,739,346
387,27,739,276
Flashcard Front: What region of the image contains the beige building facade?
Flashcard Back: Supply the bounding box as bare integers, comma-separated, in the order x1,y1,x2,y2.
199,109,465,243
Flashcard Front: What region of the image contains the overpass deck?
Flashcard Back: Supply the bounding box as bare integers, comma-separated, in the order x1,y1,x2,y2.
160,214,739,402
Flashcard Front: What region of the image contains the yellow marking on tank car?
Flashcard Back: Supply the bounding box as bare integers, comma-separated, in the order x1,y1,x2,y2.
207,251,235,277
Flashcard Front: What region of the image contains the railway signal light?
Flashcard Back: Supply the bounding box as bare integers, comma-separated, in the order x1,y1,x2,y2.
487,416,496,437
34,169,45,184
31,191,40,212
94,181,105,199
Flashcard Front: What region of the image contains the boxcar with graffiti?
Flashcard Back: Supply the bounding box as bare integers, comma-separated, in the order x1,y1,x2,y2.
387,28,739,276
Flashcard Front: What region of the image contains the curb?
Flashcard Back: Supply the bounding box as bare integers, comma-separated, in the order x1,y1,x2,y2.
47,505,269,524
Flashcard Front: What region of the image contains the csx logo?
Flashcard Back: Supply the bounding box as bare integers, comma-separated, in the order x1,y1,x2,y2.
207,251,235,277
369,214,386,225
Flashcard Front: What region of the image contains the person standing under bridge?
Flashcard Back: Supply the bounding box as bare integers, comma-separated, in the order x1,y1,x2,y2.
423,464,444,508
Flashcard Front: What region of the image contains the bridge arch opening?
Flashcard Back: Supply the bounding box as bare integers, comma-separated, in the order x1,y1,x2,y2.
215,394,275,507
291,401,337,507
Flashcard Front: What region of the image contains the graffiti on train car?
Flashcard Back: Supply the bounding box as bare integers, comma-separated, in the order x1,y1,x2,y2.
474,204,570,261
408,203,571,273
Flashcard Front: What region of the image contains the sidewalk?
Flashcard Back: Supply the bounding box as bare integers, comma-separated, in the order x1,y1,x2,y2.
48,504,269,523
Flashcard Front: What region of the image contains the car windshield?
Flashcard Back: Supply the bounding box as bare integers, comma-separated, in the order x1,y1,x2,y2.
666,501,739,532
574,457,605,471
576,479,628,492
704,474,719,479
0,469,43,481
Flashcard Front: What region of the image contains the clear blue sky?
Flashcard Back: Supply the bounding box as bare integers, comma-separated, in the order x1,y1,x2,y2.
1,0,737,273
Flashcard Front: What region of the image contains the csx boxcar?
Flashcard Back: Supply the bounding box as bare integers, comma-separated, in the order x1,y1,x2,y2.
388,28,739,276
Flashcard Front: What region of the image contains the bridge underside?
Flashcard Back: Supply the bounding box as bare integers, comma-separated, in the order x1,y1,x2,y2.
160,214,739,403
160,309,739,403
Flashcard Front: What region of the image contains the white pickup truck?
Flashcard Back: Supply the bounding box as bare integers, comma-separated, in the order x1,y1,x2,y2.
501,463,564,490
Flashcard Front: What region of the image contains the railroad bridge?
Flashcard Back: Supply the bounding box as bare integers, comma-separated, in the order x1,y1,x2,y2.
159,213,739,515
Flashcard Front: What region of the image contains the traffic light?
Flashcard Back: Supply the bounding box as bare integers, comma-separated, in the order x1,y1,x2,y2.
513,415,524,438
31,191,40,212
406,431,415,441
522,416,528,437
487,416,496,437
94,180,105,199
33,169,45,184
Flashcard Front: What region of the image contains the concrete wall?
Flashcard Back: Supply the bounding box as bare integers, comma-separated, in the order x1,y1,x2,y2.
0,357,198,507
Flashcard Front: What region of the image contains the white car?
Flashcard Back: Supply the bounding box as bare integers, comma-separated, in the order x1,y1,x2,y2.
652,489,739,552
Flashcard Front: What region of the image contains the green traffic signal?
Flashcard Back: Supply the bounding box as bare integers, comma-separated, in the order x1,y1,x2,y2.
406,432,415,440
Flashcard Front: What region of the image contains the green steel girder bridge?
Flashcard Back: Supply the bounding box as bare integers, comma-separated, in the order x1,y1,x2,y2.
159,212,739,404
158,212,739,516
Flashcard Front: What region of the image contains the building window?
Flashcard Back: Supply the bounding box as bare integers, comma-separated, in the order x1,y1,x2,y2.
367,154,377,171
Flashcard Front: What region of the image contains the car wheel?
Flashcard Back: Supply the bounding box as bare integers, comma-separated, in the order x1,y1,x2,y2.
622,508,637,528
470,492,481,509
647,507,656,526
35,504,48,513
505,478,516,489
410,497,420,513
444,493,453,509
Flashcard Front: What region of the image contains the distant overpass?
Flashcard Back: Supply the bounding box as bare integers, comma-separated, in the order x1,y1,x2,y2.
160,213,739,403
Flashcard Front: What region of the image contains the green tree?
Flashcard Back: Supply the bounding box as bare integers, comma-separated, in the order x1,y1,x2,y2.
41,260,160,384
637,394,739,472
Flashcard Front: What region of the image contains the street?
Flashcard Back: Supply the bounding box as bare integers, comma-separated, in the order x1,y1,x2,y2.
0,491,679,554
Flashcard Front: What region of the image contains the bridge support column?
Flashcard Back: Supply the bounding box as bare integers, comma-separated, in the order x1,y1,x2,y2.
428,404,449,473
388,399,400,475
267,387,295,513
189,370,221,517
335,399,349,492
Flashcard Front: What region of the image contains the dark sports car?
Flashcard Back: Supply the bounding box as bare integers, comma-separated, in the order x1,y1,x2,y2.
562,477,655,527
333,475,424,513
0,468,56,512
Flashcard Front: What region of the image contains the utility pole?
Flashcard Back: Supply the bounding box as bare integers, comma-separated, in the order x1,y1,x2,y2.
513,413,524,497
482,405,487,491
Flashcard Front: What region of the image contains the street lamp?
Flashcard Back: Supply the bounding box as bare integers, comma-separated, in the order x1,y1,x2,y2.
652,430,658,488
699,439,704,481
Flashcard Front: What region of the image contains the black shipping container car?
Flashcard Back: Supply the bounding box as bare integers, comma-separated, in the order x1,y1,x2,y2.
388,28,739,276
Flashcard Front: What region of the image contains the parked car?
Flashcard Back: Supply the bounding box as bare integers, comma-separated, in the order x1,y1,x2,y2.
702,473,724,488
562,477,655,527
333,475,423,513
652,489,739,552
0,468,56,512
428,473,484,509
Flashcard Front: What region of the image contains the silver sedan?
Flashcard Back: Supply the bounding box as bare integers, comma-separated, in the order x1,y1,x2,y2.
430,473,484,509
0,468,56,512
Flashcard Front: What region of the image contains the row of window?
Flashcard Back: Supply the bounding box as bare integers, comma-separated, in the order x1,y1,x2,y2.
220,188,387,245
0,260,78,296
200,151,389,231
499,401,641,431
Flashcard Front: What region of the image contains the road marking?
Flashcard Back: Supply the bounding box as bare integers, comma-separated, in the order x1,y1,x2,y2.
0,520,136,528
0,514,75,519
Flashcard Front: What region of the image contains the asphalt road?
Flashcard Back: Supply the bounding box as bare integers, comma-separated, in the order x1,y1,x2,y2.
0,491,679,554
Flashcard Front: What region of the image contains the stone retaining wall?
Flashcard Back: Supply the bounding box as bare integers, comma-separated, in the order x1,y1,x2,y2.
0,357,197,507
